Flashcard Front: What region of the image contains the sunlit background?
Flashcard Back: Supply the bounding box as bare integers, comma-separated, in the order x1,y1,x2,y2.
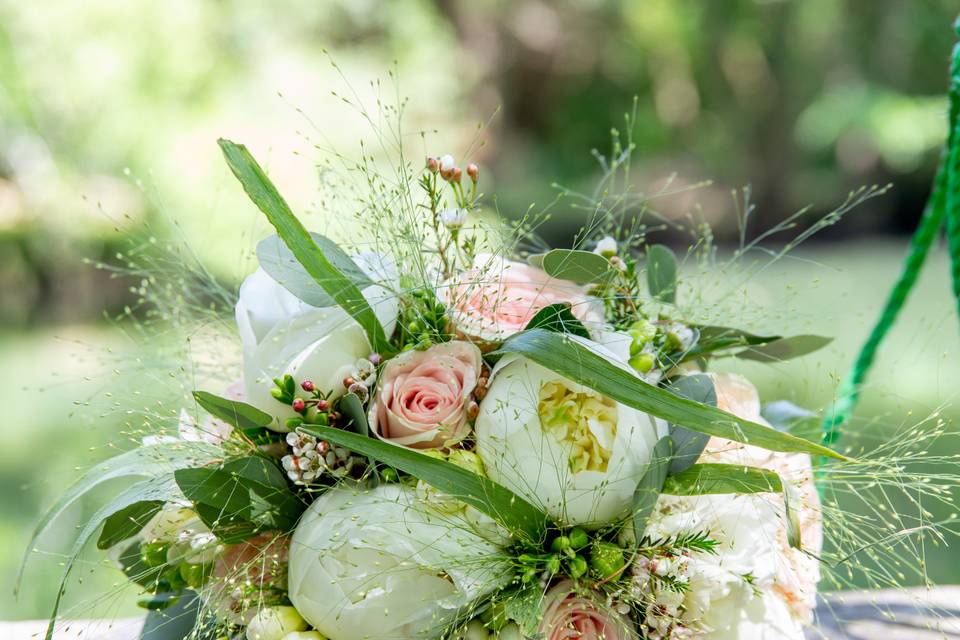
2,0,959,621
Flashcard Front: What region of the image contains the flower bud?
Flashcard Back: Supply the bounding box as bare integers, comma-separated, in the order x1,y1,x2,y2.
300,380,315,392
292,398,306,412
452,167,463,183
568,554,588,578
568,527,589,550
589,541,626,579
440,207,468,229
426,156,440,174
628,352,655,374
466,163,479,183
439,154,455,173
550,535,571,552
594,236,617,258
246,606,307,640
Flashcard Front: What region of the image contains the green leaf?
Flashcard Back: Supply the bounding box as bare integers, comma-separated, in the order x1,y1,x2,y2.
298,425,549,540
491,329,846,460
338,392,369,437
735,334,832,362
218,139,389,354
632,436,672,542
18,441,220,596
783,482,802,549
257,233,373,308
646,244,677,303
662,463,783,495
761,400,817,434
175,456,304,542
523,302,590,338
529,249,612,284
193,390,272,431
97,500,164,550
42,476,182,640
684,325,781,359
665,374,715,474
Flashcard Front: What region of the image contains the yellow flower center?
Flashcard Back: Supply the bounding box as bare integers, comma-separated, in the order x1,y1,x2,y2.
537,380,618,473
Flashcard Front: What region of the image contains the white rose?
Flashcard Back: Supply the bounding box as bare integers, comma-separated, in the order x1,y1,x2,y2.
235,252,398,431
288,484,509,640
475,337,665,526
246,606,307,640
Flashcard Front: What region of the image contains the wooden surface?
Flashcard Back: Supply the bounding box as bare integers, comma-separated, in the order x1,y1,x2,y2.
3,587,960,639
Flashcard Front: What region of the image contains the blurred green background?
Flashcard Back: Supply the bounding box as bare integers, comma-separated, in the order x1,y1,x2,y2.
3,0,960,622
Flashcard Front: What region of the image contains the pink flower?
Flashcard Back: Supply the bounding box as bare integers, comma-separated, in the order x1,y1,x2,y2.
444,255,602,346
539,580,633,640
205,531,290,624
370,341,483,449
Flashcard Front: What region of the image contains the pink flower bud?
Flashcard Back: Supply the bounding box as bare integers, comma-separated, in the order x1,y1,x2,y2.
426,156,439,173
452,167,462,183
466,163,479,183
300,380,315,392
292,398,306,412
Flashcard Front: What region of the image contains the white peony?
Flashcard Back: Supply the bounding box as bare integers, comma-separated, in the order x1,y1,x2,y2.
235,252,398,431
474,338,665,527
287,484,509,640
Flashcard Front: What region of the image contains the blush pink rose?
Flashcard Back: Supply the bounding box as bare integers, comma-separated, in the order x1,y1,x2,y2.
444,255,602,346
539,580,633,640
370,340,483,449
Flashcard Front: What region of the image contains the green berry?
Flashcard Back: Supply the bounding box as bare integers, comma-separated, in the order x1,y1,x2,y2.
179,563,209,589
628,353,655,374
590,542,626,579
546,554,561,574
568,527,589,550
550,535,571,552
568,555,588,579
380,467,399,483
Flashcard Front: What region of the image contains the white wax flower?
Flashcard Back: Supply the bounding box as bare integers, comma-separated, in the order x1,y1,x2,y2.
440,207,468,229
288,484,509,640
235,252,398,431
246,606,307,640
593,236,618,257
475,337,664,526
439,154,456,173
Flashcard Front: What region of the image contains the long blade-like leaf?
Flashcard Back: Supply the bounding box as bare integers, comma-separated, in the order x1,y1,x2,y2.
662,463,783,495
193,390,272,430
490,330,846,460
299,425,549,539
218,139,389,353
18,441,220,594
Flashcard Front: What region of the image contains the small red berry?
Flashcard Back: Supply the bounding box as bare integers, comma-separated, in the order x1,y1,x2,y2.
292,398,306,412
316,399,330,411
301,380,315,392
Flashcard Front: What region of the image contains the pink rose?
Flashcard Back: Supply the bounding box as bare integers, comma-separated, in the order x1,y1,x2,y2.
539,580,633,640
444,255,602,346
370,340,483,449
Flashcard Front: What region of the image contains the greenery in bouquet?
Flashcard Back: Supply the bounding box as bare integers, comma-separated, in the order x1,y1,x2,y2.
20,25,960,639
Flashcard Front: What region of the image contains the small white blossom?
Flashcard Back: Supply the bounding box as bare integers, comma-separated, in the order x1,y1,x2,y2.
440,207,468,229
594,236,618,257
439,154,456,173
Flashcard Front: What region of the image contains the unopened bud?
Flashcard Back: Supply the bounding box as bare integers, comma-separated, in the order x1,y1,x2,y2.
451,167,462,183
426,156,439,174
466,163,479,183
439,154,455,173
300,380,315,392
440,207,468,229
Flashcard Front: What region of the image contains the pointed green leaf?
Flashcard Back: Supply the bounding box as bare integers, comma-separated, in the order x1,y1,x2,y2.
632,436,672,542
257,233,373,308
193,390,272,431
684,325,781,359
662,463,783,495
338,392,369,437
646,244,677,302
529,249,612,284
18,441,220,595
665,374,715,474
218,139,389,353
96,500,164,550
524,302,590,338
735,334,832,362
491,329,846,460
298,425,550,539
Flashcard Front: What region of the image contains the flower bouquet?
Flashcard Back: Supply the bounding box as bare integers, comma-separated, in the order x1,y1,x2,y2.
22,23,960,640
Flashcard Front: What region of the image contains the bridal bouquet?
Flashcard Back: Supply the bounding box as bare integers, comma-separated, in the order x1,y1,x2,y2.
23,55,960,637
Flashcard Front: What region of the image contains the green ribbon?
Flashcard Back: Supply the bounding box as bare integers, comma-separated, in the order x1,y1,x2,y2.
820,17,960,455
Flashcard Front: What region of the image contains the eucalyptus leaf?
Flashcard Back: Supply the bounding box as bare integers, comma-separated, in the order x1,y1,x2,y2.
218,139,390,354
529,249,612,284
762,400,817,434
665,374,715,474
646,244,677,303
684,325,781,359
523,302,590,338
490,329,846,460
735,334,832,362
662,463,783,495
632,436,672,542
193,390,272,431
18,441,220,595
298,425,550,539
97,500,164,550
257,233,373,308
